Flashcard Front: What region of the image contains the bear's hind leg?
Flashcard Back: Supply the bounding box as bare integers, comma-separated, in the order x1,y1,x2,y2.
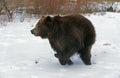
78,46,92,65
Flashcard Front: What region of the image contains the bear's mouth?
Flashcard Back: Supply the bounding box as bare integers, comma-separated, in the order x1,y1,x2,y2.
34,33,40,36
31,30,40,36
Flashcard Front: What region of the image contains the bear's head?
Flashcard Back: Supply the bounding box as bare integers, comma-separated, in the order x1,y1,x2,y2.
31,16,62,39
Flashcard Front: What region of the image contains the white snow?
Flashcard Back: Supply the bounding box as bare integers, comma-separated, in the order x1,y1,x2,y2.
0,12,120,78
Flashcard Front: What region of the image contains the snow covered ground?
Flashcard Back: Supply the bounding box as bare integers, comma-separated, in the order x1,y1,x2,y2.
0,12,120,78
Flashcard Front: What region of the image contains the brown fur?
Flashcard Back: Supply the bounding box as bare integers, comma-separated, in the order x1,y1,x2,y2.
31,14,96,65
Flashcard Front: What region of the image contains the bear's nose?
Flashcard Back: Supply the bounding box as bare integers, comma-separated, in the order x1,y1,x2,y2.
31,30,34,34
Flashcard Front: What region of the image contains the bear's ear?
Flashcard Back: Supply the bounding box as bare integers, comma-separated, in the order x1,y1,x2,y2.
45,16,52,26
41,16,45,19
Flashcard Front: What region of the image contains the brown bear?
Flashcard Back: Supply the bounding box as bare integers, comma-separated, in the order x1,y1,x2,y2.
31,14,96,65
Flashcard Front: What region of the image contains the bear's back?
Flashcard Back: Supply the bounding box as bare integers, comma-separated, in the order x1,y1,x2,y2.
59,14,96,45
60,14,93,31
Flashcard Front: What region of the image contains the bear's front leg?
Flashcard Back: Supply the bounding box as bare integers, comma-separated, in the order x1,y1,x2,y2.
54,53,73,65
59,58,73,65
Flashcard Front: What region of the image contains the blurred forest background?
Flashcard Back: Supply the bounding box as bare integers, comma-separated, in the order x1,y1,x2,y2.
0,0,120,22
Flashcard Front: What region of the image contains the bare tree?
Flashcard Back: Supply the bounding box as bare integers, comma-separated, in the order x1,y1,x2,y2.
0,0,21,21
0,0,12,20
0,2,3,15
